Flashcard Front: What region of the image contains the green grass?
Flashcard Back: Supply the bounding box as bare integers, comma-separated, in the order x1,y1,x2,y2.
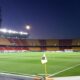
0,52,80,77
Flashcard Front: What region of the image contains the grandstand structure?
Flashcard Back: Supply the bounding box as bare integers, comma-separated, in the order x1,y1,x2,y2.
0,29,80,52
0,33,80,52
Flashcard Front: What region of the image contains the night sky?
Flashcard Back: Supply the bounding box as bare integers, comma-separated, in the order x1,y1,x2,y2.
0,0,80,39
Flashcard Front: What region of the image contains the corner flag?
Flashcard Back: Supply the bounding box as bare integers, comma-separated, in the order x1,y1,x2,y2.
41,54,47,64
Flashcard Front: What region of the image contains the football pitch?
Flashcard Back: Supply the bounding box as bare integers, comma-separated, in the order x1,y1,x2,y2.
0,51,80,77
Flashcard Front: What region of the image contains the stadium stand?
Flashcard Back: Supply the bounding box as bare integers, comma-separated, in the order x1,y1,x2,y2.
46,39,59,46
20,39,28,46
27,39,40,46
46,47,59,51
0,31,80,52
0,38,11,45
26,39,41,51
59,39,72,51
46,39,59,51
0,47,5,50
28,47,41,51
72,47,80,51
72,39,80,51
13,39,23,46
39,40,46,51
72,39,80,46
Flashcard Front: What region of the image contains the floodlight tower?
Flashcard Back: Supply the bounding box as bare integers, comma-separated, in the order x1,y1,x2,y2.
0,6,2,28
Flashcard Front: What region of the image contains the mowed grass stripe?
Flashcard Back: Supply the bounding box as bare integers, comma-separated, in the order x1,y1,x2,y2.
0,52,79,77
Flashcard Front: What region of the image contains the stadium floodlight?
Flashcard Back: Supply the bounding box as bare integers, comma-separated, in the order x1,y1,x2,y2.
19,32,28,35
7,30,18,34
12,31,18,34
8,30,13,33
0,28,7,33
26,25,31,30
0,28,28,37
19,32,24,35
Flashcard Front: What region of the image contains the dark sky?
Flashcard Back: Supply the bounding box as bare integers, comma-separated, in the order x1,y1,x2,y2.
0,0,80,39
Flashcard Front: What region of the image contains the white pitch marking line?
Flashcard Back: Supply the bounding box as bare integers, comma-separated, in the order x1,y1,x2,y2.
0,72,36,78
0,64,80,78
48,64,80,77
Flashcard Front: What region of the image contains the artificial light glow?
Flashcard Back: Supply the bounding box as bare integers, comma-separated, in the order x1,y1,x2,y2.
0,28,28,35
19,32,23,35
19,32,28,35
0,28,7,33
12,31,18,34
26,25,31,30
8,30,12,33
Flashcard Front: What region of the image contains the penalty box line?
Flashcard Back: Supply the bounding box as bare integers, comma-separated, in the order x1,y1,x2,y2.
48,64,80,77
